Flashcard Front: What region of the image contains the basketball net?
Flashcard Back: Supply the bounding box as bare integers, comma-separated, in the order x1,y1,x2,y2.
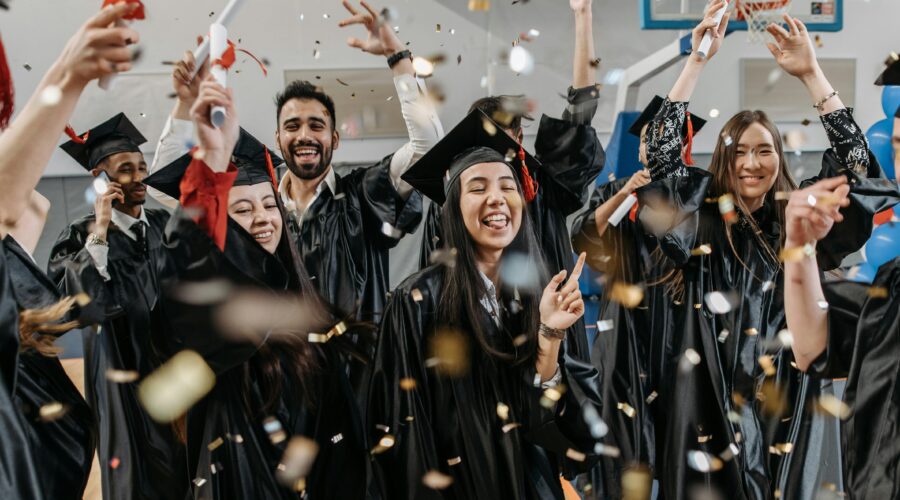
734,0,793,44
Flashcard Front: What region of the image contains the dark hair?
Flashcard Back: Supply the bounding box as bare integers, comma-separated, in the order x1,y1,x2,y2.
469,95,534,136
275,80,337,130
436,165,547,366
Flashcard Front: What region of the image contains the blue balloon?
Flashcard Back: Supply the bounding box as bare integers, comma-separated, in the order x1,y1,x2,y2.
850,262,877,284
865,222,900,269
866,118,896,180
882,85,900,118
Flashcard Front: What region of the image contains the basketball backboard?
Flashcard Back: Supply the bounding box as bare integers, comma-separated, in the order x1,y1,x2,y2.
640,0,842,31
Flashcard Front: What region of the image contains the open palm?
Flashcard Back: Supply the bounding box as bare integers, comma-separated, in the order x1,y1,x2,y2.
339,0,401,56
766,15,817,78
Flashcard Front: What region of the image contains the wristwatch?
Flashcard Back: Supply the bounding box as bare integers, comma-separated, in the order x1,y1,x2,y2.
87,233,108,246
387,49,413,69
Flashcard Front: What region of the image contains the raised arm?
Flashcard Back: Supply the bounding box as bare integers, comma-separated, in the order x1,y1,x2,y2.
570,0,595,89
3,191,51,255
668,1,730,102
783,176,850,371
0,3,140,233
338,0,443,197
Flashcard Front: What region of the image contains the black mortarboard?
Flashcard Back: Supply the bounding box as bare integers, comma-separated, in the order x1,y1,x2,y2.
875,56,900,86
143,128,283,200
60,113,147,171
401,108,541,205
627,95,707,139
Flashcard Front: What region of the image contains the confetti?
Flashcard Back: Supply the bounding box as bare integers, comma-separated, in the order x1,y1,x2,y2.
777,329,794,348
596,319,614,332
774,191,792,201
264,416,287,444
762,281,775,292
646,391,658,404
371,434,395,454
110,457,121,469
816,300,829,310
450,28,456,35
566,448,587,462
779,244,815,262
39,402,68,422
399,377,417,391
412,57,434,76
744,327,759,336
169,279,232,305
602,68,625,85
817,393,851,420
275,436,319,488
691,244,713,256
758,355,776,376
207,437,224,451
720,443,741,461
593,443,621,457
501,422,521,433
718,194,737,223
617,402,636,418
686,450,724,472
105,369,140,384
447,457,461,465
709,108,720,118
499,252,540,291
496,402,510,420
192,477,207,487
609,283,644,308
428,328,469,377
322,13,330,19
868,286,889,299
621,465,652,499
814,34,823,48
704,291,738,314
23,63,32,71
679,348,701,373
138,350,215,423
717,329,730,343
422,470,453,489
429,248,458,268
768,442,793,455
540,385,566,409
508,46,534,74
468,0,490,11
435,24,441,32
582,404,609,438
722,134,734,146
381,221,404,239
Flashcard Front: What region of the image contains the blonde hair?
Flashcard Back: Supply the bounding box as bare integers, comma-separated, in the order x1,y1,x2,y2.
18,296,80,357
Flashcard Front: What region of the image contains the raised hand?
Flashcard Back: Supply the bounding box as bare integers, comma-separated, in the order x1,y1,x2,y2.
173,41,209,107
338,0,404,56
569,0,592,13
691,0,731,61
93,181,124,239
766,15,818,78
622,169,652,194
190,76,239,172
784,176,851,247
540,253,587,331
56,2,141,89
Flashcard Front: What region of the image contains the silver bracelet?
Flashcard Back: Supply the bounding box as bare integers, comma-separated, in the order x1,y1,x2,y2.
813,90,839,111
538,323,566,341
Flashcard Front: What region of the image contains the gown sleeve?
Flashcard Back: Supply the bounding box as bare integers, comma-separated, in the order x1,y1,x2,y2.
571,179,630,273
799,109,900,270
561,85,601,126
367,283,443,500
361,155,425,250
46,222,118,325
645,98,690,180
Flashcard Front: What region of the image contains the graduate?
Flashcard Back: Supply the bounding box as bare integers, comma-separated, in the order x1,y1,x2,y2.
419,0,604,364
636,5,900,498
0,4,142,498
783,61,900,500
570,96,706,495
48,113,189,499
367,109,603,500
144,77,371,500
4,192,96,500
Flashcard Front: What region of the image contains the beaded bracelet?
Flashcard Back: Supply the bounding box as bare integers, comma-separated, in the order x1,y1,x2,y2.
813,90,839,111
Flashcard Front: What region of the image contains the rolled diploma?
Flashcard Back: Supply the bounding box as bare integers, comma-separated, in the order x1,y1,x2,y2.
209,23,228,128
609,193,637,227
190,0,247,79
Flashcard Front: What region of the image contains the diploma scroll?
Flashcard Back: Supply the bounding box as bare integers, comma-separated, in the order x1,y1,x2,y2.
609,193,638,227
190,0,247,80
209,23,228,128
697,1,728,59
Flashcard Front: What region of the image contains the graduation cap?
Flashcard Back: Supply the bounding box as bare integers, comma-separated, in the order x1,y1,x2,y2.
875,55,900,86
628,95,706,166
401,108,540,205
60,113,147,171
143,128,283,200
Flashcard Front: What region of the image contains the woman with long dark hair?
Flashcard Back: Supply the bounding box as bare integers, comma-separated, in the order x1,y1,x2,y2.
632,4,900,499
368,110,603,499
144,78,371,499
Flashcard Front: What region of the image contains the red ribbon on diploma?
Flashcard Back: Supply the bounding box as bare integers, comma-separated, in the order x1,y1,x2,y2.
213,40,268,77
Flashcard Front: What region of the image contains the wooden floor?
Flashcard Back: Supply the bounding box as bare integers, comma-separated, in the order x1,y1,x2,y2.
60,358,102,500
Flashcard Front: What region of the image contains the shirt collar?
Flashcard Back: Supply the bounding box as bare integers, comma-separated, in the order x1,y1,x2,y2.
111,207,148,241
278,166,338,215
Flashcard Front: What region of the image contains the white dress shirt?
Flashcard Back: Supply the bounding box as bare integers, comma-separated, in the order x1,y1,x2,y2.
84,207,149,281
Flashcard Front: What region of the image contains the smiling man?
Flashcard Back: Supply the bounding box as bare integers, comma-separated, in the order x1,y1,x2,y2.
48,113,189,500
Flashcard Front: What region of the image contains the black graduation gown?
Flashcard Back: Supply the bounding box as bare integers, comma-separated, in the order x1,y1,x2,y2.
571,176,676,496
812,258,900,499
0,238,43,500
368,265,604,500
419,106,605,364
160,210,369,500
47,208,190,500
3,236,96,500
641,101,900,500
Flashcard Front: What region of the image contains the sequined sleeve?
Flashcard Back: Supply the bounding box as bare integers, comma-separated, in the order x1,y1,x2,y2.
820,108,870,176
646,98,689,179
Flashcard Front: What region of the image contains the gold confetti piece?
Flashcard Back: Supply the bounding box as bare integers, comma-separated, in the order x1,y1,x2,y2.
609,282,644,309
744,327,759,336
758,355,776,376
814,34,823,48
540,385,566,409
169,279,233,305
399,378,417,391
686,450,724,472
39,402,68,422
691,244,713,256
779,243,815,262
868,286,889,299
594,443,621,457
758,380,787,417
645,391,658,404
447,456,462,466
428,328,469,377
264,416,287,444
74,293,91,307
621,465,651,499
496,402,510,420
207,437,224,451
617,402,636,418
566,448,587,462
720,443,741,461
596,319,615,332
768,442,793,455
481,116,497,136
229,434,244,443
375,424,390,433
405,415,414,422
693,303,702,310
697,434,712,443
275,436,319,488
511,334,529,347
308,333,329,343
774,191,793,201
371,435,396,455
817,393,851,420
411,289,423,302
138,350,215,423
435,24,441,32
422,470,453,490
292,478,306,492
105,369,140,383
718,194,737,223
717,329,730,343
502,422,521,433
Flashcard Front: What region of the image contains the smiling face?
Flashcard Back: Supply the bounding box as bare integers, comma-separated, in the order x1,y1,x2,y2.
228,183,283,254
734,122,780,212
276,98,339,182
458,162,523,259
96,151,148,205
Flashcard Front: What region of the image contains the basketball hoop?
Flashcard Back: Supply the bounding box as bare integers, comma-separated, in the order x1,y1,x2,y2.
734,0,793,44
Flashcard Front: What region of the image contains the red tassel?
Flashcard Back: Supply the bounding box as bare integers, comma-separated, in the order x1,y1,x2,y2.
101,0,146,20
64,124,90,144
517,146,538,203
213,41,267,77
264,147,278,191
684,112,695,166
0,33,13,129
